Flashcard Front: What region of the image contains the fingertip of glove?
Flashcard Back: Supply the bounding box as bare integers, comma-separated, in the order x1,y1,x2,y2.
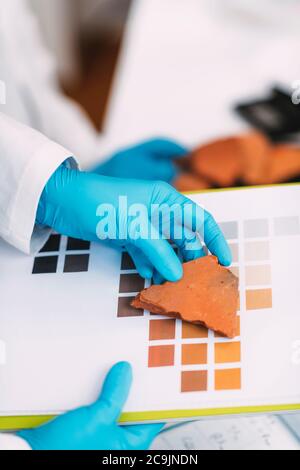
167,262,183,283
219,243,233,267
113,361,132,375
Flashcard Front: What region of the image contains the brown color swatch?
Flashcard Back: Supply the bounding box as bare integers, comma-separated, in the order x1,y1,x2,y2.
149,319,176,341
182,322,208,339
117,296,144,318
181,371,208,392
132,256,239,338
215,368,241,390
119,273,145,294
182,344,207,365
148,345,175,367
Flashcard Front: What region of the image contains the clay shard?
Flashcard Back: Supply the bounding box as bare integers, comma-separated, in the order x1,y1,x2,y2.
132,256,239,338
173,172,211,192
259,145,300,184
190,136,242,187
189,132,271,187
239,133,271,185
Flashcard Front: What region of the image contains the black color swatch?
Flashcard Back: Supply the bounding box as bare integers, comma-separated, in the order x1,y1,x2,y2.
121,252,136,271
64,254,90,273
39,235,61,253
32,256,58,274
67,238,91,251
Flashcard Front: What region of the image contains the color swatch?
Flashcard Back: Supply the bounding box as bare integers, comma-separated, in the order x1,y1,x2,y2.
148,345,175,368
121,252,137,271
245,265,272,287
229,243,239,263
215,368,241,391
149,320,176,341
244,219,269,238
182,322,208,339
40,234,61,253
274,216,300,237
32,255,58,275
245,241,270,262
119,273,145,294
66,238,91,251
64,254,90,273
181,371,208,393
246,289,273,310
219,221,238,240
181,344,207,365
118,296,144,318
215,342,241,364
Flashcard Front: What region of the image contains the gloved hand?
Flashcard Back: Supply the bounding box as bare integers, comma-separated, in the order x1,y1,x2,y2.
18,362,163,450
92,138,188,182
36,166,232,281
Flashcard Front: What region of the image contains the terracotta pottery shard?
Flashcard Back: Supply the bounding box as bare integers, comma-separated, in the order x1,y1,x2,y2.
259,145,300,184
190,136,242,187
173,172,211,192
132,256,239,338
239,133,271,185
190,132,271,187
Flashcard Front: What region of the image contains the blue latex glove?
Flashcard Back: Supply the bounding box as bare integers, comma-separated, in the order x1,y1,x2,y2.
36,166,232,281
91,138,188,182
18,362,163,450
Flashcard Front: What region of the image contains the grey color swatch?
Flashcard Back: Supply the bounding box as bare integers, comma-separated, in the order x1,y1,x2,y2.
274,216,300,237
244,219,269,238
219,221,238,240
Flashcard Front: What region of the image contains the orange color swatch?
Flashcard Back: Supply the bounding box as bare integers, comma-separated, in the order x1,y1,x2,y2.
215,369,241,391
246,289,273,310
215,342,241,364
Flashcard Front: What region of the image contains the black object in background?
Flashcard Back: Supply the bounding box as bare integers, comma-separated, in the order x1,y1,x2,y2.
235,87,300,142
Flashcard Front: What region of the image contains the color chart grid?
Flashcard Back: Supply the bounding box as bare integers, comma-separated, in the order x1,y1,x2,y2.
32,235,91,274
33,215,299,394
115,216,300,394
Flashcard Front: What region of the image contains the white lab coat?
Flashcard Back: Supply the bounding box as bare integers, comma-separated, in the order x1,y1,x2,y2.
0,0,109,450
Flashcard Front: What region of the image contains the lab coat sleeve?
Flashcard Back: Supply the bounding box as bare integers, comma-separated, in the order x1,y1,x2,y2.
0,112,77,254
0,434,31,450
